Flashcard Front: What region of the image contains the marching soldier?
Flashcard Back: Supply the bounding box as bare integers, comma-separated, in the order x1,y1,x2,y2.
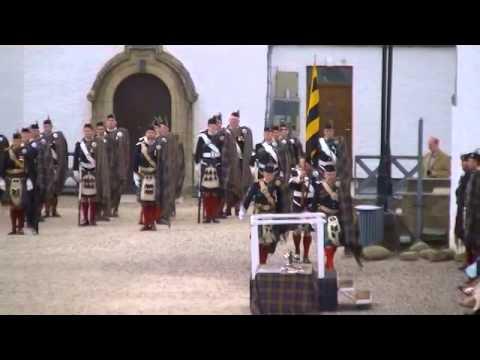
456,153,473,269
105,114,130,218
133,127,162,231
311,121,361,265
288,158,316,264
310,121,338,176
314,165,342,271
279,122,304,167
195,117,222,224
225,111,253,217
239,164,284,265
0,134,9,204
73,123,109,226
465,150,480,266
94,121,112,222
250,127,281,180
2,133,33,235
42,118,68,218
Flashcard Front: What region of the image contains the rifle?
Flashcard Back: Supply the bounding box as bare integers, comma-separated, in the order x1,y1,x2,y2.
77,168,82,226
197,182,202,224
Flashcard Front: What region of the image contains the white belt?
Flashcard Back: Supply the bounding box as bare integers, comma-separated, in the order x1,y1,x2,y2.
80,162,95,170
293,191,314,198
318,160,335,167
203,152,220,159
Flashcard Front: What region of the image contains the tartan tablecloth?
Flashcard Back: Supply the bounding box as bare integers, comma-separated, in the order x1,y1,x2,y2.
250,271,317,315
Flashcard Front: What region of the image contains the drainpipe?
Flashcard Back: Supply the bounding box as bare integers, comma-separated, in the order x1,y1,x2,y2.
265,45,273,127
385,45,393,199
377,45,389,209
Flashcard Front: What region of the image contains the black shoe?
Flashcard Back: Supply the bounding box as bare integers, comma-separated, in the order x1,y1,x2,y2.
8,231,16,236
52,212,61,218
203,219,212,224
212,219,220,224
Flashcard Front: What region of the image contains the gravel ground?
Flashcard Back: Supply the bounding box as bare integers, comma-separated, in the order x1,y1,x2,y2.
0,196,467,315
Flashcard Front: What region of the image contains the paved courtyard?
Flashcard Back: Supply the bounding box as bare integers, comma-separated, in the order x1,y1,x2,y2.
0,196,467,315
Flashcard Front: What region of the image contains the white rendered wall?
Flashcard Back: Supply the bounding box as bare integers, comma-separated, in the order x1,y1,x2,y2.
0,45,24,137
270,45,456,177
166,45,268,145
10,45,267,148
22,45,125,148
449,45,480,249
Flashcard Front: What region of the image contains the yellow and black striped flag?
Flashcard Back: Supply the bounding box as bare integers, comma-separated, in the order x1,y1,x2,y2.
306,64,321,161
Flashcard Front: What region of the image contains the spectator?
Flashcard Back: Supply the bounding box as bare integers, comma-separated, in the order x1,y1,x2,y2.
423,137,451,178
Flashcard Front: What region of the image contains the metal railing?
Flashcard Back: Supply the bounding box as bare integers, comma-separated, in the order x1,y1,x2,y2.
354,155,420,196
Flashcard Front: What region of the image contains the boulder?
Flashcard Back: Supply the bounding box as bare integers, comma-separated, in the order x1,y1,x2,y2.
455,252,466,263
428,249,456,262
419,248,436,260
408,241,430,253
362,246,393,261
399,251,419,261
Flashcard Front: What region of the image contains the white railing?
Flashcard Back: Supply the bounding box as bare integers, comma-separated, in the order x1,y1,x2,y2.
250,213,326,280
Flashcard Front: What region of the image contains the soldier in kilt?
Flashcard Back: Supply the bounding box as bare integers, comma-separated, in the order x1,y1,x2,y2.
465,150,480,264
30,122,54,224
0,134,9,205
240,164,284,265
41,118,68,218
134,127,162,231
195,117,222,224
105,114,130,218
225,111,253,217
2,133,33,235
288,158,316,264
456,153,473,269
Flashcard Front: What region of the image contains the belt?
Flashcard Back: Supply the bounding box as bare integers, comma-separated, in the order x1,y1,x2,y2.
139,166,156,175
258,163,278,170
293,191,313,198
80,162,95,170
203,152,221,159
6,169,26,176
318,160,335,167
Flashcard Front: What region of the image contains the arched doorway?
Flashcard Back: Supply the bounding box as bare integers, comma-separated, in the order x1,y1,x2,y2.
87,46,198,195
113,73,172,192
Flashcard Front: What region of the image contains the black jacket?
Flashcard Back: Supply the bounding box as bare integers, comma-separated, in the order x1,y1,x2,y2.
134,140,159,174
243,180,283,213
194,131,222,166
250,142,279,170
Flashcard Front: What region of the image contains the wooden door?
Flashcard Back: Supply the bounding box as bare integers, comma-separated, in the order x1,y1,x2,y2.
318,84,353,157
113,73,172,193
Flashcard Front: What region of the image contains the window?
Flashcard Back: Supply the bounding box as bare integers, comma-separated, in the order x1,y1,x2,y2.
268,71,300,131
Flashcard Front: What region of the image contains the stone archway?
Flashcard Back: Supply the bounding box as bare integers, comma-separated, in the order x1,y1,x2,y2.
87,45,198,194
